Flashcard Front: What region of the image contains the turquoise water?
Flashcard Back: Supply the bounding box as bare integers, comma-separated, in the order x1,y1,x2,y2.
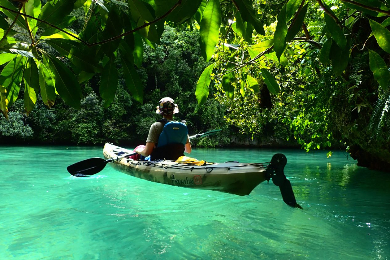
1,146,389,259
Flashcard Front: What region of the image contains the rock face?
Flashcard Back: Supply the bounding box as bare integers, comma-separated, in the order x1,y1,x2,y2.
349,145,390,173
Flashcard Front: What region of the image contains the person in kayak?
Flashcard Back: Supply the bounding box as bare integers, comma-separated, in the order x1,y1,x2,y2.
134,97,192,160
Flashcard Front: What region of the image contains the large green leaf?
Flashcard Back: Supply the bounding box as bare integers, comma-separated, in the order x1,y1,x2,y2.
47,54,82,109
319,39,332,65
24,0,41,36
286,4,307,42
246,75,259,94
46,39,102,73
261,68,280,95
38,57,56,108
234,10,253,43
99,57,118,108
274,5,287,60
0,55,26,106
195,63,214,105
369,50,390,91
234,0,265,35
248,40,273,59
0,0,27,30
0,53,16,66
341,0,385,17
329,41,349,76
168,0,202,24
370,20,390,54
23,59,39,114
120,51,143,103
325,14,347,49
100,7,123,56
286,0,302,21
199,0,221,62
38,0,79,30
0,84,8,117
222,72,235,99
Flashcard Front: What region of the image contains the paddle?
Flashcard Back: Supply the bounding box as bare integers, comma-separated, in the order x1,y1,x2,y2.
67,129,221,177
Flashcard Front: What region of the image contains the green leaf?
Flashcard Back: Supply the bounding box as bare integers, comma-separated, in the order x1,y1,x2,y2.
274,5,288,60
120,51,143,103
100,7,123,55
47,54,82,109
234,0,265,35
261,68,280,95
195,63,214,105
40,16,77,37
370,19,390,54
286,4,307,42
248,40,273,59
0,85,8,118
0,0,27,30
38,57,56,107
0,55,26,106
24,0,41,36
246,75,259,94
39,0,79,30
199,0,221,62
286,0,301,21
320,39,332,65
100,57,118,107
23,60,39,114
369,50,390,91
341,0,385,17
40,29,79,40
329,41,349,76
234,10,253,43
164,0,202,24
325,14,347,49
0,53,16,66
222,72,235,99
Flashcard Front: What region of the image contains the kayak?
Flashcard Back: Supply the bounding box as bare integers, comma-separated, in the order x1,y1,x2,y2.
102,143,301,208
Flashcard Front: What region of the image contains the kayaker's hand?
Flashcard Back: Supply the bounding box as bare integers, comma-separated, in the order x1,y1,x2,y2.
134,145,146,154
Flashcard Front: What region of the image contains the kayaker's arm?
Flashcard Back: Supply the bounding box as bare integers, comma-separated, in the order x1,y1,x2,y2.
135,142,155,157
185,138,192,154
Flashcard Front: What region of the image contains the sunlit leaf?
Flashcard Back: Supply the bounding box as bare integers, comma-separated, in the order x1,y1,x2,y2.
369,50,390,91
0,53,16,66
40,29,79,40
24,0,41,36
0,85,8,118
195,63,214,105
120,51,143,103
248,40,273,59
199,0,221,62
0,55,26,106
261,68,280,95
47,54,82,109
286,4,307,42
100,57,118,107
370,20,390,54
246,75,259,94
234,0,265,35
274,5,287,60
325,14,347,49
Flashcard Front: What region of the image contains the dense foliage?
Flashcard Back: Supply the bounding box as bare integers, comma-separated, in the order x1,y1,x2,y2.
1,0,390,171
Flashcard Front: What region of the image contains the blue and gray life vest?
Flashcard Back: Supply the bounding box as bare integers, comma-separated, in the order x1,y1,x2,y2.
150,120,188,160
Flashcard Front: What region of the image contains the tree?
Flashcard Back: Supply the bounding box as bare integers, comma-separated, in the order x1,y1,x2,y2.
1,0,390,170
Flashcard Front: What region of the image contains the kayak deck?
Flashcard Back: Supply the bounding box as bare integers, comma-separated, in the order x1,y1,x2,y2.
103,143,268,196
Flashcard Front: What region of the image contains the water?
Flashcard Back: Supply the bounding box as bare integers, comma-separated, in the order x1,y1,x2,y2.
1,146,389,259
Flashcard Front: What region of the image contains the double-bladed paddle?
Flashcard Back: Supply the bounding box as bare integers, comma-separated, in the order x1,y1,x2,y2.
67,129,222,177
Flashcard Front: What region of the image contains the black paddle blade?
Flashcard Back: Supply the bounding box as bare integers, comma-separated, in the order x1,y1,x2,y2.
67,157,111,176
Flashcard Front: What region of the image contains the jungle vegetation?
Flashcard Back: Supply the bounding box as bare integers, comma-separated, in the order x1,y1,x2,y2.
0,0,390,172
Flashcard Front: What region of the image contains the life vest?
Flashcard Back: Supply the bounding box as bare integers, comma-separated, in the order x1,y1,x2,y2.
150,120,188,160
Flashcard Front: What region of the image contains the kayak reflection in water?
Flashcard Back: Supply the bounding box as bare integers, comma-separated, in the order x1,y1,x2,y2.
134,97,192,161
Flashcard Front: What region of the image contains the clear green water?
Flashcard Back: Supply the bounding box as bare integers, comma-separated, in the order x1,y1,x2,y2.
1,146,389,259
